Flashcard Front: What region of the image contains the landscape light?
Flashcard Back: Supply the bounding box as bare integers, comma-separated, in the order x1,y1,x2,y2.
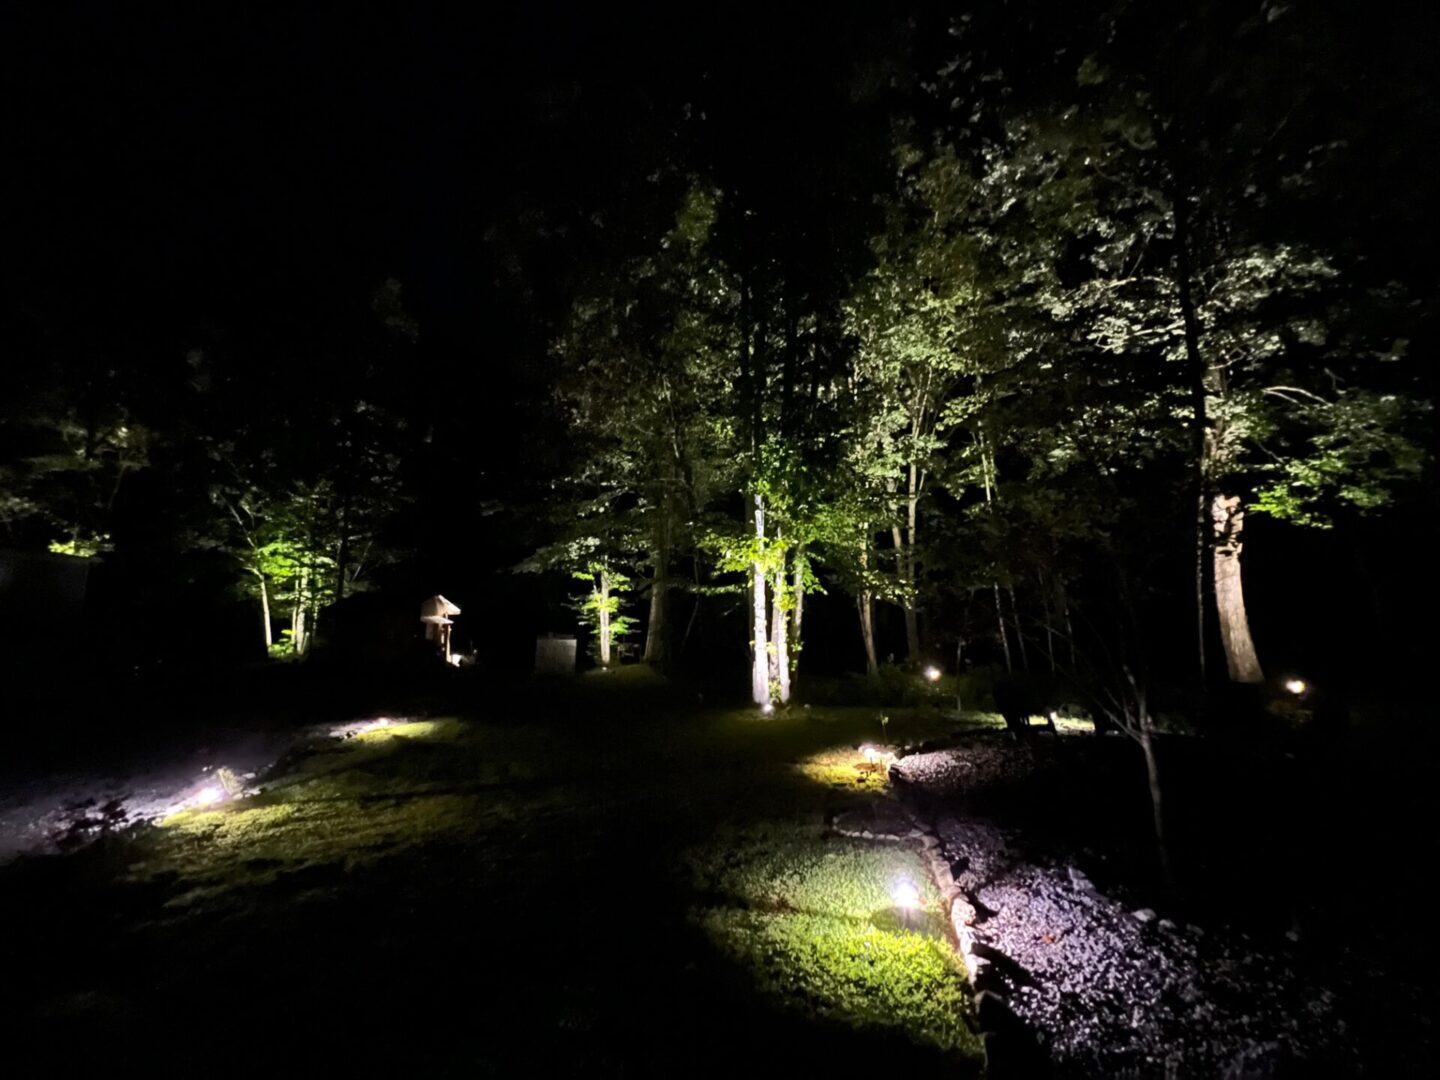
1284,678,1307,695
892,879,920,910
193,785,224,807
924,665,941,682
761,702,775,716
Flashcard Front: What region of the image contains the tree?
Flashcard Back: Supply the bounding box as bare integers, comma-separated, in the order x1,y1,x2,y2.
844,147,991,663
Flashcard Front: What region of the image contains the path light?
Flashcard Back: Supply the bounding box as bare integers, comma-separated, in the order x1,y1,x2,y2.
1284,678,1307,696
892,878,921,911
924,665,942,682
193,785,224,808
761,702,775,716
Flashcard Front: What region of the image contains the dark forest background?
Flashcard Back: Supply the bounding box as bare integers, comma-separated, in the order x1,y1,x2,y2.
2,2,1436,714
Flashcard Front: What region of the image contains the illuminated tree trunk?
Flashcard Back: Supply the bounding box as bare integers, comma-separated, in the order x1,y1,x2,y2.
644,547,667,665
256,572,272,651
292,570,308,655
1211,494,1263,683
750,494,771,705
859,593,878,677
978,435,1011,672
890,472,921,662
858,543,879,676
905,470,921,659
598,570,612,668
770,561,790,703
791,549,804,656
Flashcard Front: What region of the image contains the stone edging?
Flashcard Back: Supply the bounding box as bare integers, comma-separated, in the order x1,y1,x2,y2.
827,760,1047,1077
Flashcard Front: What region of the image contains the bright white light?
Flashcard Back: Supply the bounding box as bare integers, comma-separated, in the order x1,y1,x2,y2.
892,879,921,910
1049,711,1059,721
760,702,775,716
924,666,942,682
193,786,224,807
1284,678,1307,695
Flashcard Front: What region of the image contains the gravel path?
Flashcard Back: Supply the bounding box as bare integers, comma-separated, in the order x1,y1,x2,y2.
896,744,1431,1078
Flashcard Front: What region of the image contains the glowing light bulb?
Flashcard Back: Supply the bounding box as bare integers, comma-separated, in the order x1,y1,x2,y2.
924,666,941,682
892,879,920,910
760,702,775,716
194,786,224,807
1284,678,1307,695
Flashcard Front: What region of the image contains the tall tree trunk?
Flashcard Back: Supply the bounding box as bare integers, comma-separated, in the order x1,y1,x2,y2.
1211,494,1263,683
598,570,612,668
859,594,879,677
334,496,350,604
903,467,921,661
994,582,1012,673
257,572,272,651
858,543,879,676
1059,578,1077,668
1008,585,1028,671
1138,722,1172,889
791,550,804,660
1174,191,1211,684
293,569,308,654
750,495,771,705
770,561,790,703
1040,569,1056,673
644,546,667,665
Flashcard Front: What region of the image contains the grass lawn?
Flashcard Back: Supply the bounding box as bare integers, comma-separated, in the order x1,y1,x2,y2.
1,671,983,1073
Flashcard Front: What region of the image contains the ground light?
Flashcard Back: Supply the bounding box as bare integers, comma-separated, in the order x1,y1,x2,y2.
924,665,942,682
892,878,920,910
192,785,225,807
761,702,775,716
1284,678,1307,695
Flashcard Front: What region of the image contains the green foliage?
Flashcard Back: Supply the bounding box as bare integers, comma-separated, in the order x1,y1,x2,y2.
1250,389,1429,528
572,563,637,644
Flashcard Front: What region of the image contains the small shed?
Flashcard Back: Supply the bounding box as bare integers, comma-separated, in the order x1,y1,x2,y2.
420,594,462,662
534,634,577,675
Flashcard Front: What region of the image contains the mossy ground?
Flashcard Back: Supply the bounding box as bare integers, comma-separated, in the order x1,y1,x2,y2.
2,672,982,1072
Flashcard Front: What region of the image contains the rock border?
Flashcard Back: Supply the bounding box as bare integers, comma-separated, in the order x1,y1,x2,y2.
826,752,1047,1077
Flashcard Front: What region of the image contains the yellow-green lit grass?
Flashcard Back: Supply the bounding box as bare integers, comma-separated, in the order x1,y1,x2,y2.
796,747,893,793
687,824,979,1058
137,717,515,893
700,909,974,1053
350,717,461,744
